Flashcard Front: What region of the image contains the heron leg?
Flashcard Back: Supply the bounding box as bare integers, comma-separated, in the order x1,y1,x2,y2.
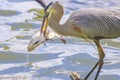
94,40,105,80
94,59,103,80
84,40,105,80
84,60,100,80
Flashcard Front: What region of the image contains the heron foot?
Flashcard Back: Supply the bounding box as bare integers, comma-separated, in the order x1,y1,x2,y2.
70,72,84,80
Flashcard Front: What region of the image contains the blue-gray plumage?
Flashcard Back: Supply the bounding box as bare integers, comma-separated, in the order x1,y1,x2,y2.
28,1,120,80
69,8,120,39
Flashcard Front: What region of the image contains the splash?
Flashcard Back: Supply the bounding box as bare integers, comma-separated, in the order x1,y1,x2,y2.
24,52,30,72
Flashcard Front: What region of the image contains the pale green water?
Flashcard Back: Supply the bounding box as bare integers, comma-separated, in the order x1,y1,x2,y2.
0,0,120,80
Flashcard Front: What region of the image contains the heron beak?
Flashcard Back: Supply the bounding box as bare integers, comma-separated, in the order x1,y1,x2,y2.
41,10,53,37
41,17,49,36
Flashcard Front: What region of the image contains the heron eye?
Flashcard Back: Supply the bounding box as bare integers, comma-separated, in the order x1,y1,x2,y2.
34,41,39,45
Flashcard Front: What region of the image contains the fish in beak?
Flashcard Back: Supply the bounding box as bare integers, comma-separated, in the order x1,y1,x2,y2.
27,31,47,52
27,30,66,52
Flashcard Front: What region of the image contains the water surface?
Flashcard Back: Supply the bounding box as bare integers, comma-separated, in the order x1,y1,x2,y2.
0,0,120,80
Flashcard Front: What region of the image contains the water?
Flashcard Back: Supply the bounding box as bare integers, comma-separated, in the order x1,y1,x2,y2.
0,0,120,80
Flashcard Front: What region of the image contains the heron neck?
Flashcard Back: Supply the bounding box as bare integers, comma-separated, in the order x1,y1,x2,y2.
49,7,72,36
49,17,69,36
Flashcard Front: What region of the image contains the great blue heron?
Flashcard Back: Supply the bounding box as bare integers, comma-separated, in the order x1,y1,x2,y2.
28,1,120,80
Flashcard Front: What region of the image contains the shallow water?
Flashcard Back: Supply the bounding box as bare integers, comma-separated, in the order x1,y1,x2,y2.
0,0,120,80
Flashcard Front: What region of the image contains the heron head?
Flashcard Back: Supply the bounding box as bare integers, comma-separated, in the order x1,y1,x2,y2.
41,1,63,36
27,31,48,52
